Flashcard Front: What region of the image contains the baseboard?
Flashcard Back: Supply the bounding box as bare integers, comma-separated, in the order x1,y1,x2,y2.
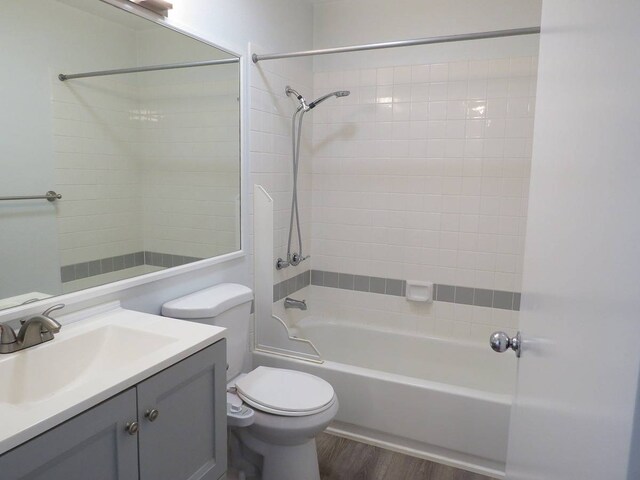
325,421,506,479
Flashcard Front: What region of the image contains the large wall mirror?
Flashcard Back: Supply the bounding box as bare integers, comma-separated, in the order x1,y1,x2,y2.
1,0,241,310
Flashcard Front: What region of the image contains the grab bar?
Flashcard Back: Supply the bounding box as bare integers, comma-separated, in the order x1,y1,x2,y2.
0,191,62,202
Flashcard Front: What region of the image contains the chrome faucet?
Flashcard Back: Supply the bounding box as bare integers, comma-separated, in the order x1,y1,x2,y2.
0,304,64,354
284,297,307,311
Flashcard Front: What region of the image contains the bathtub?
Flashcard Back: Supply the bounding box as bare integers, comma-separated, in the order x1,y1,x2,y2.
253,316,517,478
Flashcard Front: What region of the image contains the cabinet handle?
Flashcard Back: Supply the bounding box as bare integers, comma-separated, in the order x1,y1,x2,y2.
125,421,139,435
145,408,160,422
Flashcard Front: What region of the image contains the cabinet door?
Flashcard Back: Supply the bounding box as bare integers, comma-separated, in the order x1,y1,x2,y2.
137,340,227,480
0,389,139,480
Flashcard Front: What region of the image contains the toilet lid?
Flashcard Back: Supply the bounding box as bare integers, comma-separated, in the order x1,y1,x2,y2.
235,367,335,417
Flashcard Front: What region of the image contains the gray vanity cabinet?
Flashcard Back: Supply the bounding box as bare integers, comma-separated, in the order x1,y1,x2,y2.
0,388,139,480
137,340,227,480
0,340,227,480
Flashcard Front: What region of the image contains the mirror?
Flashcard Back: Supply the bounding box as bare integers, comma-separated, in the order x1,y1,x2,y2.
0,0,241,310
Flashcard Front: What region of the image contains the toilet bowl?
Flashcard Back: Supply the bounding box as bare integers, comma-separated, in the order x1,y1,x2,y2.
229,367,339,480
162,283,338,480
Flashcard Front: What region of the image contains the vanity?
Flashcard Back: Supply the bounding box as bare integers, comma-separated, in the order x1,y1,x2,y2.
0,305,228,480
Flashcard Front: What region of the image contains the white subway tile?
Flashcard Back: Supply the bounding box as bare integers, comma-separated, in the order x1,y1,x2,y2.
308,56,534,341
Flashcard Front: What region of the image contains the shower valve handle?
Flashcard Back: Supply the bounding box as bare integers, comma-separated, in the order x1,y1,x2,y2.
276,258,290,270
290,253,310,266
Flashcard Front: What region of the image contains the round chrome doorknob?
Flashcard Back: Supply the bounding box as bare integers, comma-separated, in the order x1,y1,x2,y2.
490,331,522,357
490,332,511,352
145,408,159,422
125,421,139,435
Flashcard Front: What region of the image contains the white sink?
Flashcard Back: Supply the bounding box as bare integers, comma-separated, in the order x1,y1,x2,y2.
0,304,225,454
0,325,175,405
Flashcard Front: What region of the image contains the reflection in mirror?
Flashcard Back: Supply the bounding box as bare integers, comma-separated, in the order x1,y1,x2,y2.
0,0,241,310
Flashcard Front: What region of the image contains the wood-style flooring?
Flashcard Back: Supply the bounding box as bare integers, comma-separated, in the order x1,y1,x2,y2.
316,433,493,480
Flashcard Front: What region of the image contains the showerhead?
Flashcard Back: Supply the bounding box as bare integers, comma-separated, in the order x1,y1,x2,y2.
308,90,350,109
286,85,310,111
286,86,351,113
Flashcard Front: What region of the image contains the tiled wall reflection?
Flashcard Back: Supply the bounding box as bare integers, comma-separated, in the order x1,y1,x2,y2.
60,251,203,283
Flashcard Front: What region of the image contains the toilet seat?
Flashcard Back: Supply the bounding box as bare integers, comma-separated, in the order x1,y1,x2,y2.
235,367,335,417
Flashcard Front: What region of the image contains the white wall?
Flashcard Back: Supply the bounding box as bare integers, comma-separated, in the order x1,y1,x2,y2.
313,0,542,70
168,0,314,55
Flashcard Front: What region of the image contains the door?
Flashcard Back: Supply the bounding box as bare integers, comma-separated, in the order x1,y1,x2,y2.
137,341,227,480
504,1,640,479
0,389,139,480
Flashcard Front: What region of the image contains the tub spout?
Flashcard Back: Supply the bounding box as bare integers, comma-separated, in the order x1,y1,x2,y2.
284,297,307,310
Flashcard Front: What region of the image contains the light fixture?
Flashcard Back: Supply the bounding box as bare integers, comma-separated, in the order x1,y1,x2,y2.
128,0,173,17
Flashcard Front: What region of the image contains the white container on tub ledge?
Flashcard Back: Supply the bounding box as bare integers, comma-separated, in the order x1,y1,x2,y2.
405,280,433,302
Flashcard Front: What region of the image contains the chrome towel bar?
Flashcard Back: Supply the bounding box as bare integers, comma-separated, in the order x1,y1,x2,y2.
0,191,62,202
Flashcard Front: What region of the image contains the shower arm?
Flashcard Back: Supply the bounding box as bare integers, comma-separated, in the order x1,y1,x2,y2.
286,86,310,112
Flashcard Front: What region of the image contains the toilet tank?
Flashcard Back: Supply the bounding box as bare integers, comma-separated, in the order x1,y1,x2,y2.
162,283,253,380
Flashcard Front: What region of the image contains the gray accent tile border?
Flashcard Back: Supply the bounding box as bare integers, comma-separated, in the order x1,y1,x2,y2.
303,269,521,311
455,286,475,305
145,251,203,268
60,251,203,283
436,284,455,303
311,270,407,298
273,270,311,302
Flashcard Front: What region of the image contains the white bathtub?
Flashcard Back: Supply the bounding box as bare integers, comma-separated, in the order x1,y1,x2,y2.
254,316,517,478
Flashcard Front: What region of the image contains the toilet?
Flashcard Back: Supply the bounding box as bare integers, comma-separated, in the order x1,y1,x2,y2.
162,283,338,480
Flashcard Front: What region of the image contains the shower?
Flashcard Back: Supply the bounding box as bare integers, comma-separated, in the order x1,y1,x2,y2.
276,86,350,270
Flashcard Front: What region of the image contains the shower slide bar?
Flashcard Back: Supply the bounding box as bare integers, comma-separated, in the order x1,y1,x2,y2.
252,27,541,63
0,191,62,202
58,57,239,81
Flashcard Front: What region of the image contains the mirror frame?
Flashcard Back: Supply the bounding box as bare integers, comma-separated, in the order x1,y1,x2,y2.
0,0,248,321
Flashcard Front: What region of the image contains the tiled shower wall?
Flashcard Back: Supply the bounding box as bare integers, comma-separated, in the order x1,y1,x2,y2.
249,58,314,287
305,56,537,342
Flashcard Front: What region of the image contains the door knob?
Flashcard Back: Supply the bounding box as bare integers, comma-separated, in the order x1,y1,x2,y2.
490,331,521,357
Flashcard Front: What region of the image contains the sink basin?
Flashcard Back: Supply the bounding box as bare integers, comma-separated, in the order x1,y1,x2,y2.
0,325,176,405
0,304,225,455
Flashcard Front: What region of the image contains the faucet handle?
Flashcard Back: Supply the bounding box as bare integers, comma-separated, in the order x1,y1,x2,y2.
19,304,64,332
42,304,65,317
0,324,17,345
19,304,65,325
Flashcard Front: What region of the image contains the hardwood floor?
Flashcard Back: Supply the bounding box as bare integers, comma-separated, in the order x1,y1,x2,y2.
316,433,493,480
